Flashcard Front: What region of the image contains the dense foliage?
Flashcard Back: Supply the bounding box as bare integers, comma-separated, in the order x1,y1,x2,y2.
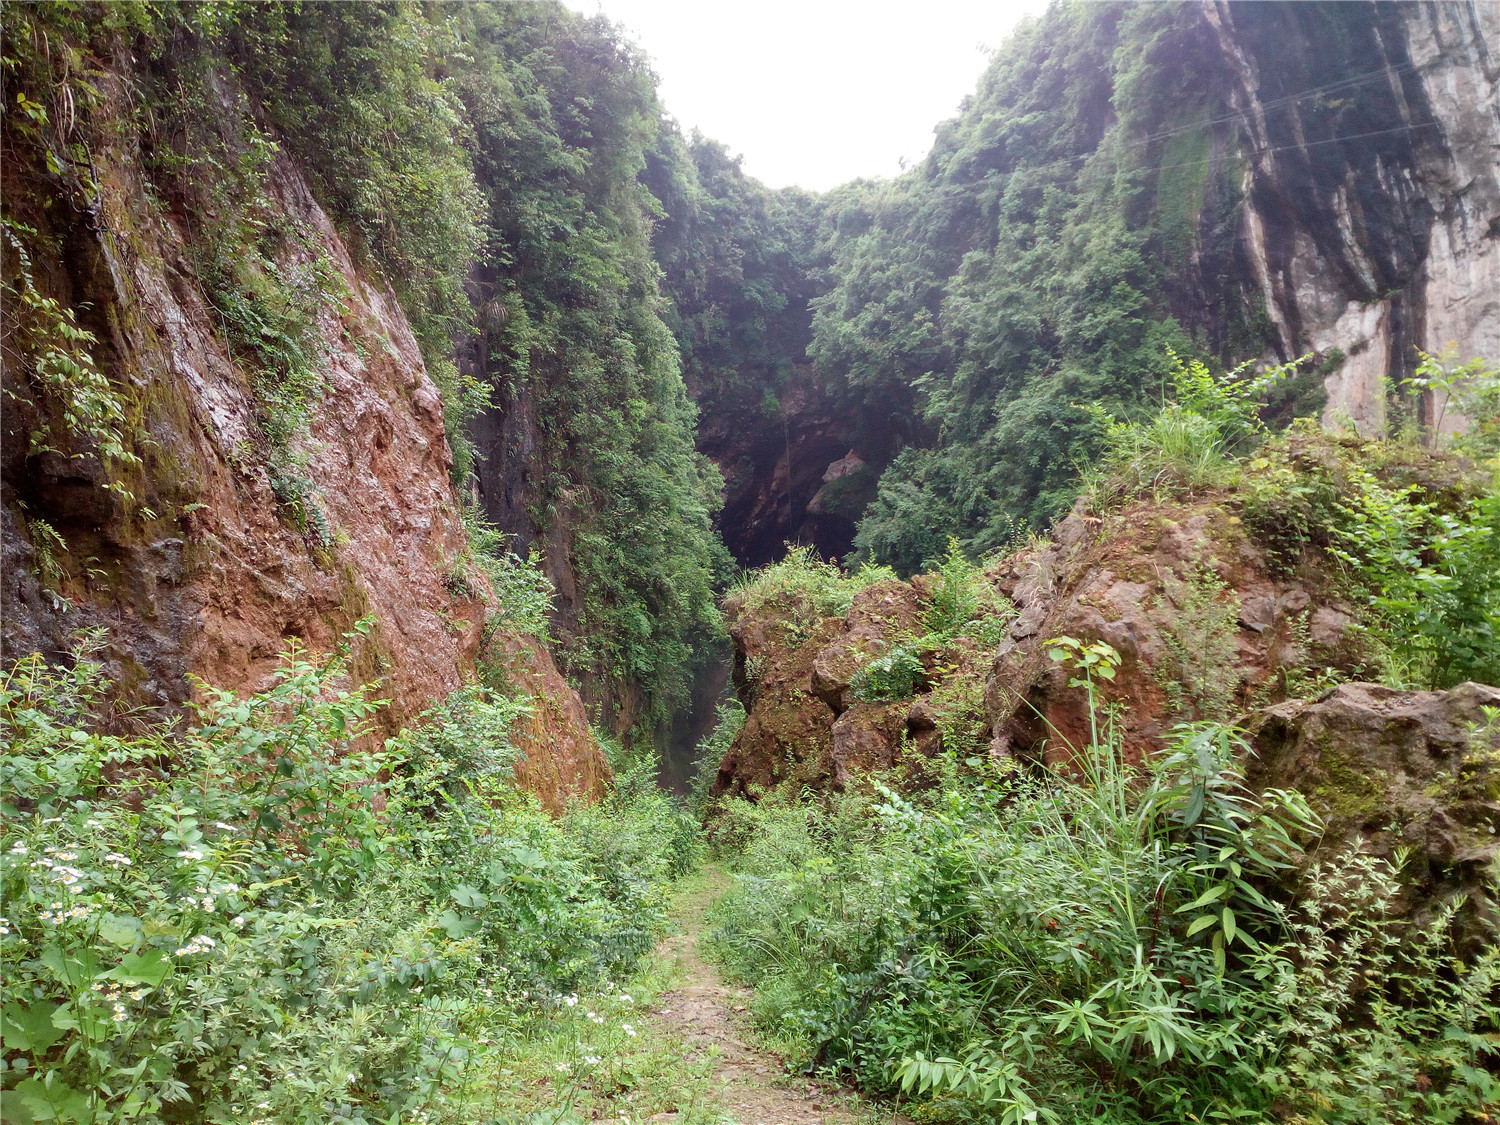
0,633,688,1124
451,3,727,738
811,2,1266,570
707,664,1500,1123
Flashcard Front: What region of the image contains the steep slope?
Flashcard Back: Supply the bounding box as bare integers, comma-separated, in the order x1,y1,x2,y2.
1,3,608,800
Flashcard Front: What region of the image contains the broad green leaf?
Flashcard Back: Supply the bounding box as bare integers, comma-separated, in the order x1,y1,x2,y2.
451,884,488,909
437,910,480,939
1,1002,67,1053
97,914,144,949
1186,913,1219,937
13,1075,92,1122
104,949,171,987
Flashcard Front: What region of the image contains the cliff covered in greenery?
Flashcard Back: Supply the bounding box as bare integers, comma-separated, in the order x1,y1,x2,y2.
1,1,726,749
678,0,1498,573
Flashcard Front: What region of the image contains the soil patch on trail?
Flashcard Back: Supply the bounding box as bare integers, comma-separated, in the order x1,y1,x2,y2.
646,870,895,1125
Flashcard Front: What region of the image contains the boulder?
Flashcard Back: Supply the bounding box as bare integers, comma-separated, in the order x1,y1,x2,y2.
809,580,923,713
1246,681,1500,927
830,702,908,789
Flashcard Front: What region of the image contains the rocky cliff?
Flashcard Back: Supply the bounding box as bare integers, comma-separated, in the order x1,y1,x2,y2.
1209,0,1500,434
1,46,609,801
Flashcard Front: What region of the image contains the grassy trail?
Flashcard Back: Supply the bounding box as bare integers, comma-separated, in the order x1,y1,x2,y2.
641,866,891,1125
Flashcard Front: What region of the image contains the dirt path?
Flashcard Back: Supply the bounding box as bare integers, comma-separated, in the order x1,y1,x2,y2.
645,868,894,1125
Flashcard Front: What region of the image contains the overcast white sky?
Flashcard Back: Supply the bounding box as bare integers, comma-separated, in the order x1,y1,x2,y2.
566,0,1051,191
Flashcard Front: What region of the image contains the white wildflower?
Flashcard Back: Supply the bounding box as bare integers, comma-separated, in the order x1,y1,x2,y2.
175,849,205,861
104,853,132,866
621,1023,636,1037
564,993,578,1007
8,843,27,855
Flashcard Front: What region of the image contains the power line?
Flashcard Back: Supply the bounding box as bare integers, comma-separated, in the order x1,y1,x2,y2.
1127,119,1444,179
1131,58,1426,149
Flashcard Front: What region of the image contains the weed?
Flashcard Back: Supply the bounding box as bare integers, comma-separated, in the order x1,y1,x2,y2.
1154,560,1241,721
728,546,897,625
0,629,692,1124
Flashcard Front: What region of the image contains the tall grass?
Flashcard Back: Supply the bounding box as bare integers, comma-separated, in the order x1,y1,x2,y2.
705,642,1500,1123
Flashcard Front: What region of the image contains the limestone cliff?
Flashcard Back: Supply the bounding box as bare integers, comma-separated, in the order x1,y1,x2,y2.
1208,0,1500,433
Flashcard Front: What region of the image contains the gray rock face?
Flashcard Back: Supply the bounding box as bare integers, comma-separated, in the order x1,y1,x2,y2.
1247,681,1500,929
1206,0,1500,434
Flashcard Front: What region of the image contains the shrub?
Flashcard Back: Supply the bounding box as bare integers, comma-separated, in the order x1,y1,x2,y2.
706,642,1497,1123
1406,347,1500,463
687,699,746,818
1083,350,1306,510
0,630,684,1124
461,507,557,641
1331,474,1500,689
727,545,897,624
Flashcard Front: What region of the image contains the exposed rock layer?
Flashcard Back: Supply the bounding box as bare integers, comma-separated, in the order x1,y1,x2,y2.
2,78,608,800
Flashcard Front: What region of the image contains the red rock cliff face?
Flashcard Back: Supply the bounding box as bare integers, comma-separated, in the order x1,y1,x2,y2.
1,81,608,801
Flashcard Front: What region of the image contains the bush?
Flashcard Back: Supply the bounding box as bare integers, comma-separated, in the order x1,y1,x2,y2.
1083,350,1304,510
727,545,897,624
0,630,685,1124
706,642,1498,1123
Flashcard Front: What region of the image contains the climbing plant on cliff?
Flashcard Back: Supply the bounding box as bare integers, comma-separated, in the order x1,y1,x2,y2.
450,3,725,739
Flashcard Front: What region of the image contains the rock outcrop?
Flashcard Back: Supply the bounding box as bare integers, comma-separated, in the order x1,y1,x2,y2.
487,630,613,812
1,72,608,802
710,488,1373,799
1246,681,1500,926
981,500,1363,769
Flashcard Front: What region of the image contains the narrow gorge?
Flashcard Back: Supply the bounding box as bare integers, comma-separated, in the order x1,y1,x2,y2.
3,2,1498,1123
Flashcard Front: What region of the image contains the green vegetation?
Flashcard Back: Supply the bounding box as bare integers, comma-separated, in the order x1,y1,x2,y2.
444,3,728,738
706,647,1500,1124
0,221,140,501
727,544,896,624
814,3,1250,570
0,631,695,1124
